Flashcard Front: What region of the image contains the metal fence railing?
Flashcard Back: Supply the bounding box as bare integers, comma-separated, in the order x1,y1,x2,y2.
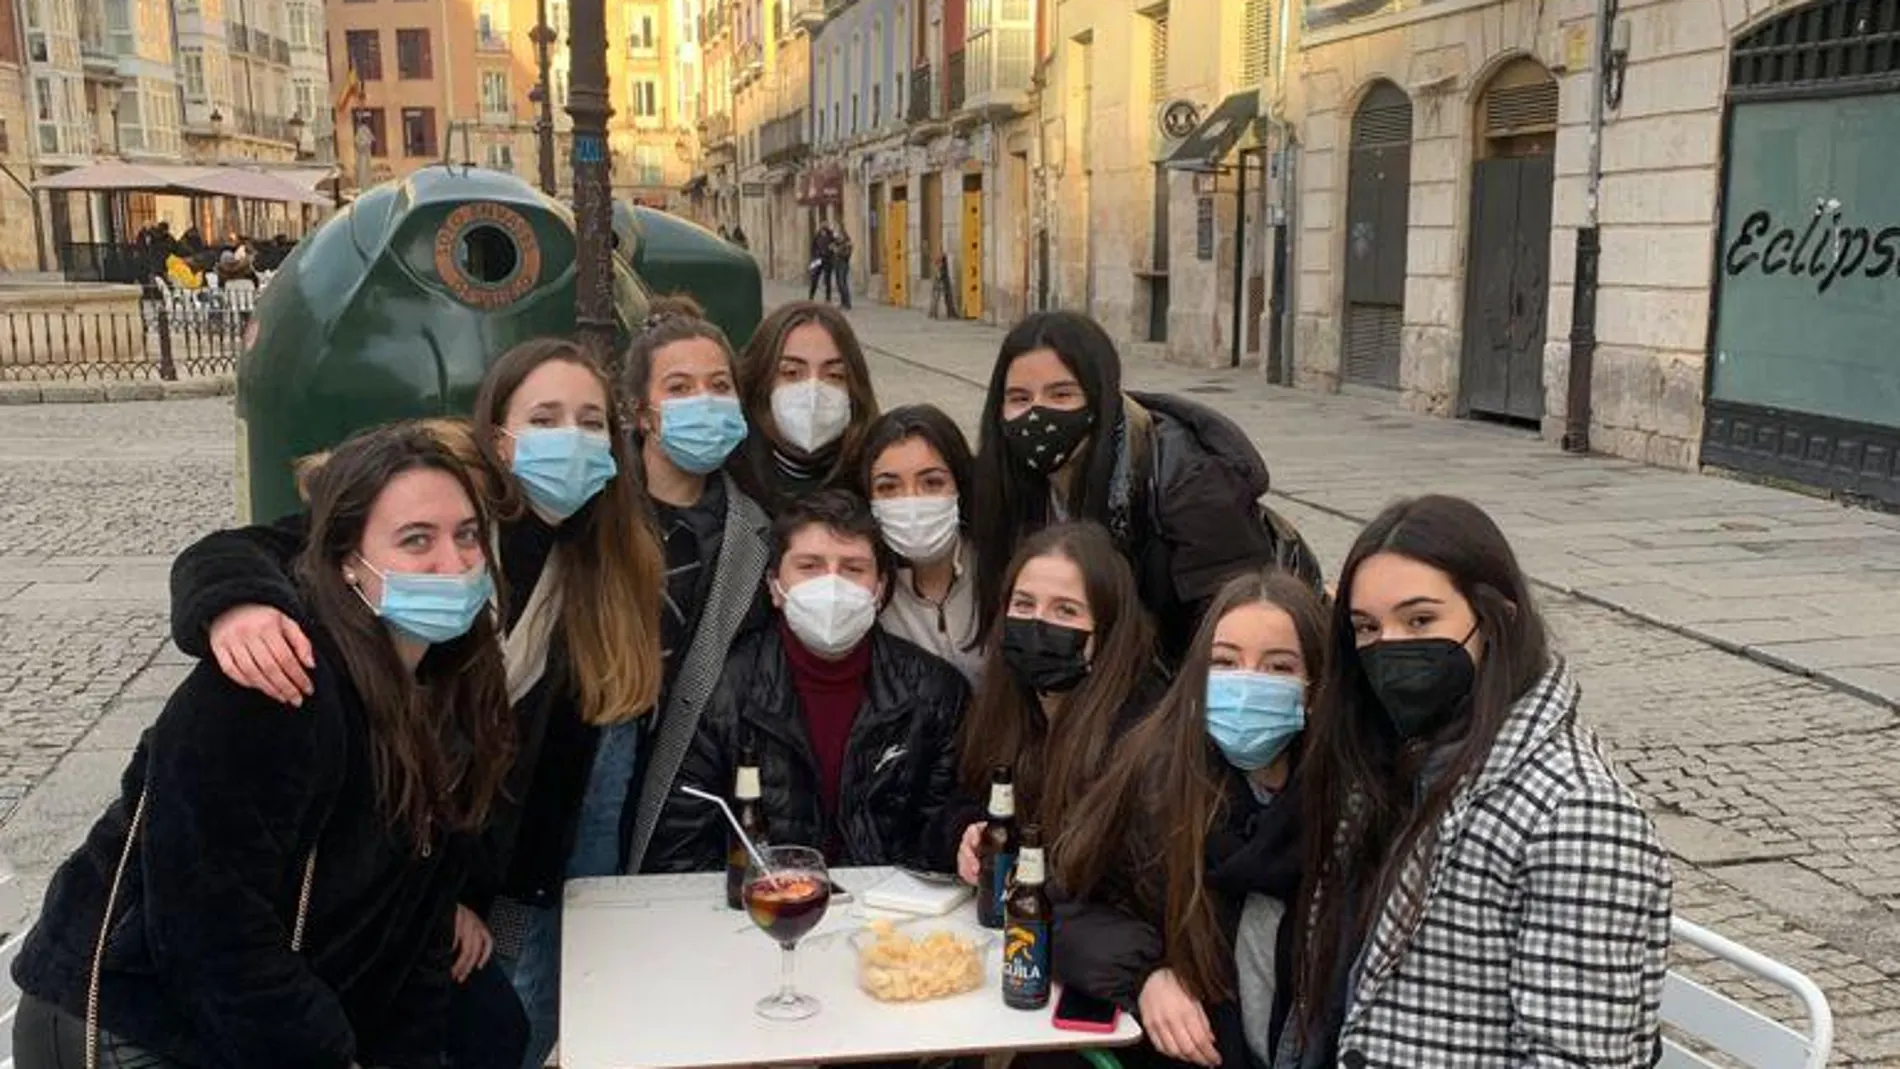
0,287,248,383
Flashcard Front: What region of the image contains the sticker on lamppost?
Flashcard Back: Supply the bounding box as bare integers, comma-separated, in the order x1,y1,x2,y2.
574,135,606,163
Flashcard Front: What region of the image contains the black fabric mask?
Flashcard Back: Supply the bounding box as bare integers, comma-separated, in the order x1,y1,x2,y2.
1001,617,1092,694
1002,405,1095,476
1358,635,1476,740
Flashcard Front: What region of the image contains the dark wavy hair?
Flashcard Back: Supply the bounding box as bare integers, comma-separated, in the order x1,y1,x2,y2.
1291,495,1551,1042
959,521,1156,840
1058,568,1327,1004
294,422,515,846
970,312,1127,647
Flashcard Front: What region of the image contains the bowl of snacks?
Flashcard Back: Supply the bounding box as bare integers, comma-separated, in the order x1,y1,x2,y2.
851,919,993,1003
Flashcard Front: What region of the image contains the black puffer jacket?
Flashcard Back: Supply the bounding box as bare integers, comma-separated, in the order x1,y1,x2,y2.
646,626,967,872
1118,392,1323,658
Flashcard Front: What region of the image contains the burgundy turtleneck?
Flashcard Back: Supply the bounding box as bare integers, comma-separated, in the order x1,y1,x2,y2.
779,620,873,821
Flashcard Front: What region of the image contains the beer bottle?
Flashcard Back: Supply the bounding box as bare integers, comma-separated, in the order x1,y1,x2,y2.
1002,823,1053,1010
974,764,1018,929
725,743,768,910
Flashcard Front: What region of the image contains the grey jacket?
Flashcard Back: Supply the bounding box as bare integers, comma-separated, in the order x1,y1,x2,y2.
623,473,772,873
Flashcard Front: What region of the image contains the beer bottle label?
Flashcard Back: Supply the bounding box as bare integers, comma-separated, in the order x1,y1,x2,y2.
1016,848,1044,886
1002,918,1051,1002
736,767,762,800
989,852,1017,916
988,784,1015,818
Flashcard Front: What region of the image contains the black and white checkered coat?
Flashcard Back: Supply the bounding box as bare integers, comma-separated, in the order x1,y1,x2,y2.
1330,661,1672,1068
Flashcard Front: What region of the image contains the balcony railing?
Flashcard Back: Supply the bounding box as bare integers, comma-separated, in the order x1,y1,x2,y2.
945,49,966,112
907,64,933,122
760,107,809,164
699,109,734,148
233,108,292,142
273,39,290,64
226,23,247,51
476,30,510,52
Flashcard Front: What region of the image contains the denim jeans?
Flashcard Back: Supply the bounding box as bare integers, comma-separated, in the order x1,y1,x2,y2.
501,719,641,1069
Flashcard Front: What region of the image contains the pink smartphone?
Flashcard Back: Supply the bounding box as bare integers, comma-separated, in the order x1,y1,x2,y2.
1052,988,1122,1034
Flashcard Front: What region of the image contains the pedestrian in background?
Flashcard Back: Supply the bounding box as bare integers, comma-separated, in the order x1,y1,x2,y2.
9,422,520,1069
808,224,836,303
1285,494,1672,1068
832,228,855,310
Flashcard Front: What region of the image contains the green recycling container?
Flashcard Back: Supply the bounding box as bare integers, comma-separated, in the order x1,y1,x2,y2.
621,203,762,350
235,166,667,524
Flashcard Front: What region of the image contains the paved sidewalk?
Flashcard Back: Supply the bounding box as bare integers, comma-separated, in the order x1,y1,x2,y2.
774,282,1900,711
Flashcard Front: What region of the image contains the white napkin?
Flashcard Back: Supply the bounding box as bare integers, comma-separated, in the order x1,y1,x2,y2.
862,871,973,916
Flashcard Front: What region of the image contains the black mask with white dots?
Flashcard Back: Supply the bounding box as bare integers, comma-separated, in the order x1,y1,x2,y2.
1002,406,1096,476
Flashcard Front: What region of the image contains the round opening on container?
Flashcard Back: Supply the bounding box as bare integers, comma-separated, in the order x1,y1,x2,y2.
457,223,520,285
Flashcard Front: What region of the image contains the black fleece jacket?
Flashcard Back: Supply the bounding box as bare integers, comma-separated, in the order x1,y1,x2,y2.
11,634,468,1069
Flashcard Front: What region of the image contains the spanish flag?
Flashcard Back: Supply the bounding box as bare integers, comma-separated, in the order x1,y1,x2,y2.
333,64,362,114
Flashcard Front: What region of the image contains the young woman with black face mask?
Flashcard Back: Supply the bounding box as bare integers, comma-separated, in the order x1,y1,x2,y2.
1285,495,1672,1069
970,312,1322,663
731,300,881,513
936,522,1165,882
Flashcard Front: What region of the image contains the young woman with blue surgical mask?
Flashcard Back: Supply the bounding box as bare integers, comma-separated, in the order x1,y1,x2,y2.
615,299,774,874
12,422,518,1069
1052,569,1326,1069
163,338,666,1069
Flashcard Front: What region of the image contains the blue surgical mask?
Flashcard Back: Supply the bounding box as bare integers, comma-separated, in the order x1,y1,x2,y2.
355,557,494,646
510,427,618,522
1205,670,1306,771
657,394,748,475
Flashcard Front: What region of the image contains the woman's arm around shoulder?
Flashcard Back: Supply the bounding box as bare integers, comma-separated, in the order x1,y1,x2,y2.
169,513,310,656
1509,775,1673,1068
141,659,357,1068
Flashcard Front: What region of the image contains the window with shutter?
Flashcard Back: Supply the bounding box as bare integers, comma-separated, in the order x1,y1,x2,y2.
1148,8,1168,102
1242,0,1269,86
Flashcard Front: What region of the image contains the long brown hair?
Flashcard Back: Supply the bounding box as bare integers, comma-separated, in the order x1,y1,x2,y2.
293,422,516,845
474,337,665,726
958,522,1156,841
1291,495,1550,1042
1059,570,1327,1003
734,300,880,495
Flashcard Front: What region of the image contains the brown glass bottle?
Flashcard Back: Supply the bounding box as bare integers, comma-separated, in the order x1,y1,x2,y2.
974,764,1018,929
1002,824,1052,1010
725,744,768,910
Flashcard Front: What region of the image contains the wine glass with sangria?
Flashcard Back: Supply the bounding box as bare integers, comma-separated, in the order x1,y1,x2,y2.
742,844,832,1021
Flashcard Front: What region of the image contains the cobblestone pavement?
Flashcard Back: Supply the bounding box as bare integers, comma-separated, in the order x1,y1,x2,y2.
1,295,1897,1061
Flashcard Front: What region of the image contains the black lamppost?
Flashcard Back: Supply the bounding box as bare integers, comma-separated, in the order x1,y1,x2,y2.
568,0,614,361
531,1,557,195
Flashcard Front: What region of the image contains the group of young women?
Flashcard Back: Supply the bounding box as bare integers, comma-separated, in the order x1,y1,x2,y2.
9,293,1673,1069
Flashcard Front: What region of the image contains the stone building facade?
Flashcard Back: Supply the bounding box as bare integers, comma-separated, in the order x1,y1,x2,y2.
1282,0,1900,501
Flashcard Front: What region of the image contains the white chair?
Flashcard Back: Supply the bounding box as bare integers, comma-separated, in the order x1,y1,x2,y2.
1,855,25,1069
1660,917,1834,1069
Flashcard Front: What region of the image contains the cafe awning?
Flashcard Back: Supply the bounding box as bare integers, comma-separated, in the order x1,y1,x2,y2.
1165,90,1262,172
35,162,335,204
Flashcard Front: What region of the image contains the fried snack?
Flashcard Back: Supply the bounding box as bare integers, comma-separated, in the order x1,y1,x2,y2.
856,919,985,1002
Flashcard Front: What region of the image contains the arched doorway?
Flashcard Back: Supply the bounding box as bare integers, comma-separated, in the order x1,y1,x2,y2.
1458,57,1558,423
1342,82,1413,390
